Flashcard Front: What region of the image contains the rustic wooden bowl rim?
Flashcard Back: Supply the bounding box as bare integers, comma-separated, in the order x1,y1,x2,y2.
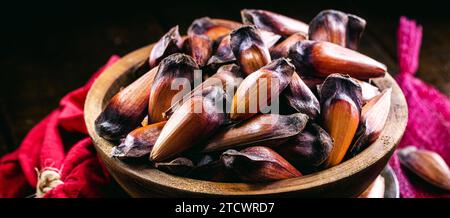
84,43,408,196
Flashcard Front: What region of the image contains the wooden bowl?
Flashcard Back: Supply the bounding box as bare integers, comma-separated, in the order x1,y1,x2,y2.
84,44,408,197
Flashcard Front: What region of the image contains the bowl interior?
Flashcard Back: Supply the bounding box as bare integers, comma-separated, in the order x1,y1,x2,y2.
84,44,408,196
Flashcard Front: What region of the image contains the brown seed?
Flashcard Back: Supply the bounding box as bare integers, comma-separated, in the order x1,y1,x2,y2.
320,74,362,167
148,53,199,123
398,146,450,191
203,113,308,153
185,34,213,66
164,64,243,118
188,17,241,42
289,40,387,79
358,175,385,198
221,146,302,182
309,10,366,50
207,30,279,71
270,32,307,59
309,10,346,48
155,157,195,176
230,58,295,121
95,67,158,140
241,9,309,37
150,86,229,162
346,14,367,50
111,121,166,159
149,26,183,68
230,25,271,75
349,88,391,156
282,72,320,119
276,123,333,173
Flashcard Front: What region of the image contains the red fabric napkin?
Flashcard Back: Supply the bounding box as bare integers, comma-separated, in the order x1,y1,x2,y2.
389,17,450,198
0,56,120,198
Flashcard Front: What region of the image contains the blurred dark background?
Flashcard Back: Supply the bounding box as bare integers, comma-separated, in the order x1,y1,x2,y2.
0,0,449,155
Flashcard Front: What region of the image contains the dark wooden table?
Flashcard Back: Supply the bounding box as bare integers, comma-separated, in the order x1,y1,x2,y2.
1,0,449,156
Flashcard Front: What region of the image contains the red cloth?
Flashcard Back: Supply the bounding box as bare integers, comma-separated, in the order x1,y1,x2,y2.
0,56,120,198
389,17,450,198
